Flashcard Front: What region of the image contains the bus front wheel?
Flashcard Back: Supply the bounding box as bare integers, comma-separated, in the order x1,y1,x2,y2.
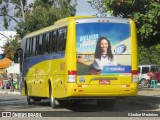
50,88,58,109
26,88,34,105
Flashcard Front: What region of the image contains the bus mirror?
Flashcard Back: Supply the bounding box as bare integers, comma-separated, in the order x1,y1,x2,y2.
14,52,19,63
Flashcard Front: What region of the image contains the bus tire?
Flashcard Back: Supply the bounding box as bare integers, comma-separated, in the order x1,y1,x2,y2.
96,99,116,108
50,88,57,109
33,97,41,103
27,95,32,105
25,84,34,105
26,88,34,105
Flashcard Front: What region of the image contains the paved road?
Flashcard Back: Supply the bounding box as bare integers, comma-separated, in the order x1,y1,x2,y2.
0,89,160,120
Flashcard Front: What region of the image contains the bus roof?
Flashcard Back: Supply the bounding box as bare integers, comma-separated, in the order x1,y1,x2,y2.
54,15,95,25
23,16,131,39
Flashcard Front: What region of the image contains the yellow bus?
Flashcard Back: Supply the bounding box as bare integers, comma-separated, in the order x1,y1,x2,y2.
14,16,138,109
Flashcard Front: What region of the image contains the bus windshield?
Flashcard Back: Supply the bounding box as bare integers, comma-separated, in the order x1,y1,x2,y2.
76,22,131,75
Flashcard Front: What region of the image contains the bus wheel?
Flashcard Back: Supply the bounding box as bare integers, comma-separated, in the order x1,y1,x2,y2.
50,88,58,109
96,99,116,108
27,95,32,105
33,97,41,103
26,89,34,105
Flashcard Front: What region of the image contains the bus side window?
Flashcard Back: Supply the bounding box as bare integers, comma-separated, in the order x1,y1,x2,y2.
58,28,66,51
26,39,30,58
24,39,27,58
58,30,63,51
36,36,39,56
56,30,59,52
39,35,43,55
62,28,67,51
53,30,58,52
51,30,57,53
30,38,33,57
49,31,52,53
45,33,50,54
50,31,53,53
42,33,46,54
32,37,36,56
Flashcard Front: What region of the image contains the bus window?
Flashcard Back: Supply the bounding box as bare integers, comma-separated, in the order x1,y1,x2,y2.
45,33,50,54
49,31,52,53
58,28,67,51
36,36,39,55
24,39,27,58
58,31,63,51
30,38,33,57
50,31,57,53
50,31,54,53
62,28,67,51
26,39,30,58
32,37,36,56
42,33,46,54
38,35,43,55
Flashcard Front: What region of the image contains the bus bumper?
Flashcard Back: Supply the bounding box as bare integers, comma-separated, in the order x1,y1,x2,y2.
66,82,138,98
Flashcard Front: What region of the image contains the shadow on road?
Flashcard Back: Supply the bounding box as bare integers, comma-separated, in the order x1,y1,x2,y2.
1,94,160,112
36,96,159,112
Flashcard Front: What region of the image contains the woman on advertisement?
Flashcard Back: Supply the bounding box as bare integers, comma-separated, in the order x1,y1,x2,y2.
89,36,117,74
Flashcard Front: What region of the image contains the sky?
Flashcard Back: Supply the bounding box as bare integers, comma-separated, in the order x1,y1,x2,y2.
75,0,98,15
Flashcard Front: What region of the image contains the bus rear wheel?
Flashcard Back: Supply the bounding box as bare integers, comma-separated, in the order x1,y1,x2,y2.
33,97,41,103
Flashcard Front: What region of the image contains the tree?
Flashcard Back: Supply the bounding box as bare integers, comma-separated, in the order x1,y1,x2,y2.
2,37,20,60
139,44,160,66
88,0,160,47
15,0,77,39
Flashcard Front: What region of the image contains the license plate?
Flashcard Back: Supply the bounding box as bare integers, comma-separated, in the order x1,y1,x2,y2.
99,80,110,84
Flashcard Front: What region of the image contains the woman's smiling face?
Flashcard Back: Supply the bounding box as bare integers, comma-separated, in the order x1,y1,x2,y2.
100,39,108,53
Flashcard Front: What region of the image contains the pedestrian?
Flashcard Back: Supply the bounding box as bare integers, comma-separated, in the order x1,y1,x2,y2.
8,73,14,91
147,71,157,87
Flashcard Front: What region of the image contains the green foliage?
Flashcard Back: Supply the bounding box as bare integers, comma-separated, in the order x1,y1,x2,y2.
2,38,20,60
89,0,160,47
139,44,160,67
